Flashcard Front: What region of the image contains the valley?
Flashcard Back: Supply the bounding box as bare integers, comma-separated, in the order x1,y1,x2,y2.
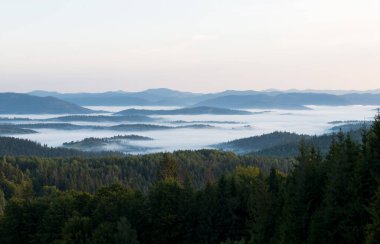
0,97,377,154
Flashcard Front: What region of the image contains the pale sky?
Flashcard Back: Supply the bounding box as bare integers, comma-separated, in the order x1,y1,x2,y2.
0,0,379,92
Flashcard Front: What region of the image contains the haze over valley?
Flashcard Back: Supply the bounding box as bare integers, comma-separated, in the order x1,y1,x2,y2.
0,89,378,154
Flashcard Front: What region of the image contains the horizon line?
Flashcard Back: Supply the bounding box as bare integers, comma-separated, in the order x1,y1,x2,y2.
2,87,378,95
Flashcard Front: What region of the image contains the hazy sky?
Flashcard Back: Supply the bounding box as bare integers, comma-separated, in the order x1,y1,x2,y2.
0,0,379,92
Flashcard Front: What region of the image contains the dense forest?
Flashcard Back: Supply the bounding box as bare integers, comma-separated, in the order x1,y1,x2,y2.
0,150,292,194
0,114,379,243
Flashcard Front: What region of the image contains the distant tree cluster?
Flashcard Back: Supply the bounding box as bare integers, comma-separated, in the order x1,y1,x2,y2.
0,137,90,157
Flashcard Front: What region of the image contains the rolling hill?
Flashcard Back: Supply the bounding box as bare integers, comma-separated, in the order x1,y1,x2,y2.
0,125,37,135
46,115,155,123
214,129,363,157
195,93,350,109
114,106,251,115
0,93,97,114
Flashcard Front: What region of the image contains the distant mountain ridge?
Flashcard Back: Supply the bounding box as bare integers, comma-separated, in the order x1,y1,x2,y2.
0,93,97,114
0,125,37,135
114,106,251,116
29,88,201,106
195,93,352,109
28,88,380,109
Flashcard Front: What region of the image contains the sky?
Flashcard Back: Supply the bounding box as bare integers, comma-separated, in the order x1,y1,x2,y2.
0,0,379,93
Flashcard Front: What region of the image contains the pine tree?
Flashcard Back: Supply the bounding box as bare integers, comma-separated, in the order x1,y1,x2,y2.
158,153,178,180
0,189,5,215
281,141,325,243
114,217,139,244
365,186,380,244
322,132,364,243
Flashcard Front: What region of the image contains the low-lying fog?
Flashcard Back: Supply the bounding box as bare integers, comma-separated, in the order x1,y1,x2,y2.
2,105,378,154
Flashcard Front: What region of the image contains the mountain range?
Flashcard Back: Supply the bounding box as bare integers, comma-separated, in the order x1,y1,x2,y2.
29,88,380,109
1,88,380,115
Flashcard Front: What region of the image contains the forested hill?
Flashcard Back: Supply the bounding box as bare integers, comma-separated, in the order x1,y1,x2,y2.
215,129,364,156
114,106,251,116
0,93,96,114
0,137,117,157
215,131,305,154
